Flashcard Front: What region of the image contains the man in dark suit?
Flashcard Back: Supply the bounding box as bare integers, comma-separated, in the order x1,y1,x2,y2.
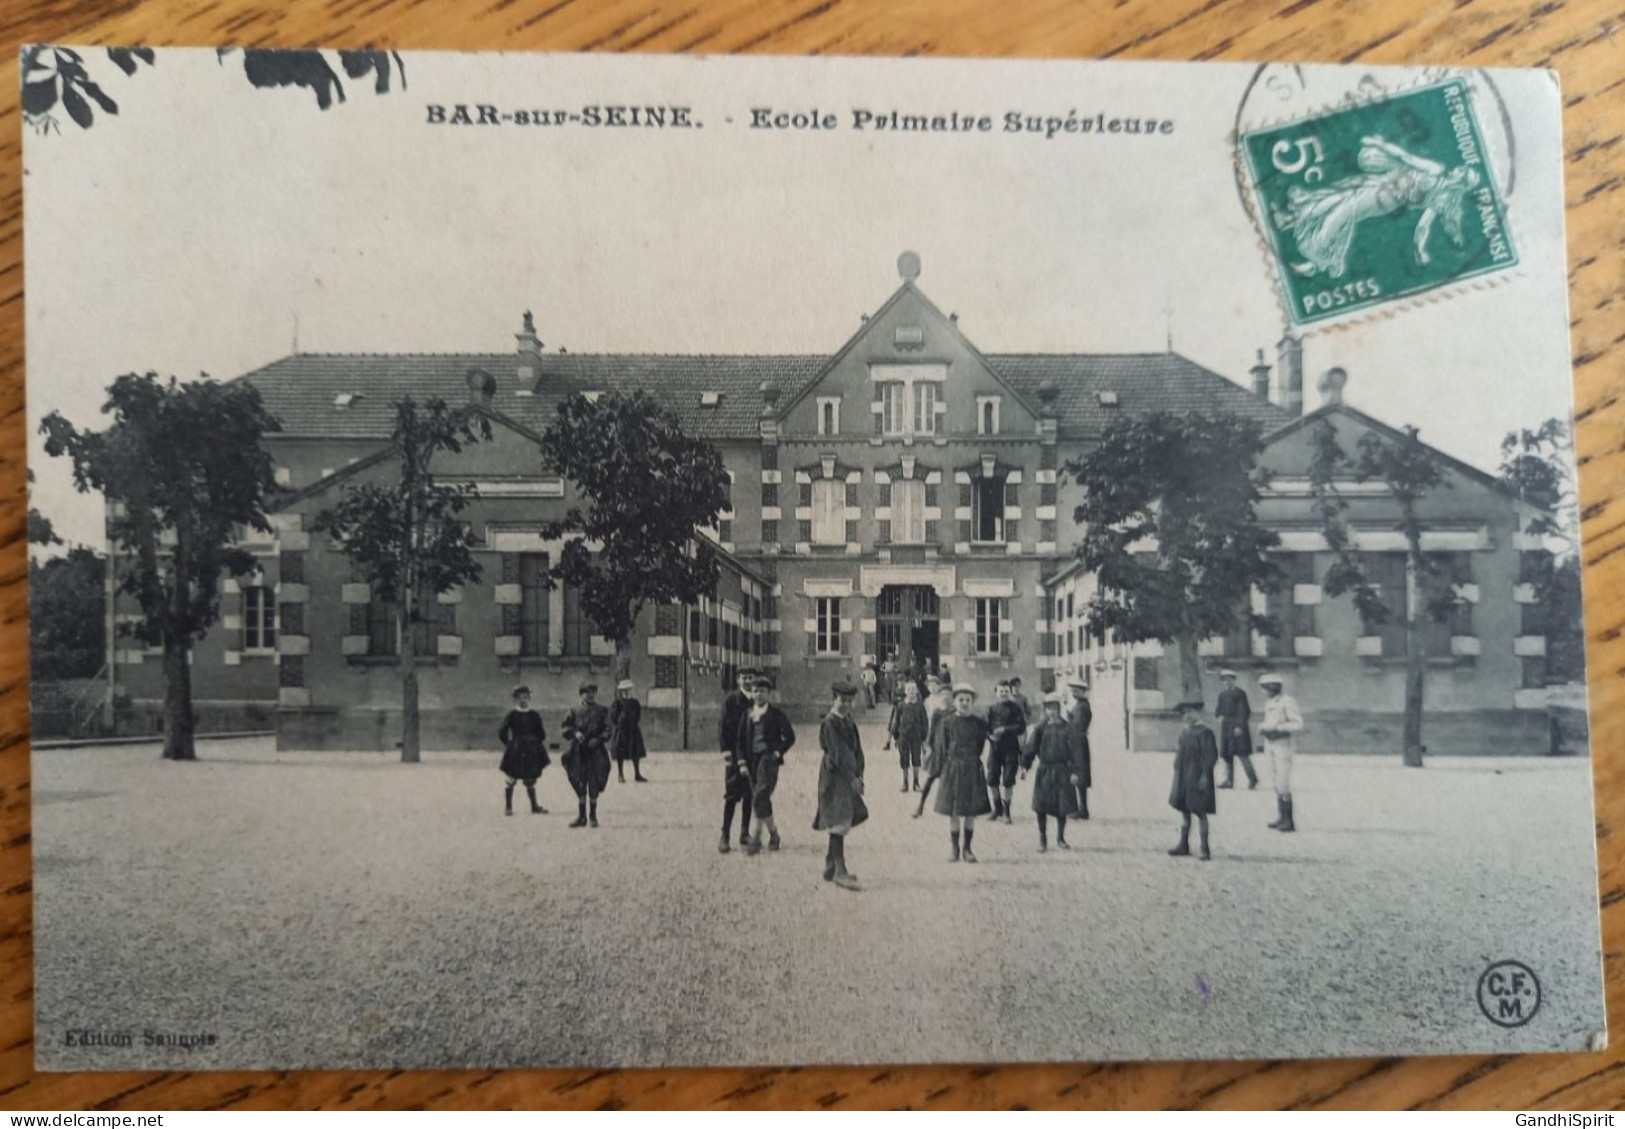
739,673,796,856
1214,669,1258,789
718,668,757,853
1066,674,1093,820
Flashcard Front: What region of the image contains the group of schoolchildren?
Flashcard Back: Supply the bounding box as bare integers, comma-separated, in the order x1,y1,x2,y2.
496,680,648,827
500,662,1306,881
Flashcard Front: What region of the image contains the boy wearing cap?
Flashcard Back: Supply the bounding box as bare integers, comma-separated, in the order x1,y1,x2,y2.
718,669,757,854
1066,675,1093,819
739,673,795,856
913,674,955,817
813,681,866,890
1258,673,1303,832
934,683,993,861
1008,676,1033,727
1215,670,1257,790
985,680,1027,822
498,685,549,816
1169,699,1219,860
562,682,612,828
609,678,649,784
1020,692,1080,851
886,680,929,793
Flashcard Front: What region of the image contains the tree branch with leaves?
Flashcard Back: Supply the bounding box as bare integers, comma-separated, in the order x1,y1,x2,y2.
318,396,490,764
537,391,731,666
1066,411,1282,706
40,374,282,760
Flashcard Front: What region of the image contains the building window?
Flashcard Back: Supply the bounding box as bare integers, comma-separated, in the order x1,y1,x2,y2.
914,382,939,435
977,396,1000,436
871,364,945,439
1265,554,1316,656
243,586,277,652
1133,657,1159,690
891,479,926,544
973,474,1007,542
562,583,597,657
811,478,845,545
816,597,842,655
1361,554,1409,657
881,382,908,436
818,397,840,437
367,595,398,657
519,553,550,657
975,597,1005,655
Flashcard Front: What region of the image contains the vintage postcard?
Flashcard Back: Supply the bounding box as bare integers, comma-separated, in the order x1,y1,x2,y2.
24,49,1603,1068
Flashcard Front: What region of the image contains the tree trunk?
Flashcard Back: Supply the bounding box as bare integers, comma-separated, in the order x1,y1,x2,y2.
1403,549,1426,768
1176,631,1203,708
400,604,421,764
161,640,196,761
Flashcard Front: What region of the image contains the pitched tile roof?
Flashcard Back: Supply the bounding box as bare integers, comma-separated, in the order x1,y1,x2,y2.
989,353,1292,437
238,349,1289,441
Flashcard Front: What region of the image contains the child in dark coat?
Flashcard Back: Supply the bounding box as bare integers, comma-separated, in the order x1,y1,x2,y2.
609,678,649,784
1019,693,1079,851
1169,698,1219,860
498,685,549,816
562,682,612,828
934,683,994,862
739,673,795,856
886,680,930,793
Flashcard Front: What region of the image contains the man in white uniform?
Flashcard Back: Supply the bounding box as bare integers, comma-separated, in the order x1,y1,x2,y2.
1257,672,1303,833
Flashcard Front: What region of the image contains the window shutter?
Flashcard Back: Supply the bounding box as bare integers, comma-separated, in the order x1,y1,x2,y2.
873,383,886,435
959,518,974,542
880,481,893,507
845,519,858,543
349,605,367,634
960,483,973,508
845,481,858,507
879,519,892,543
1005,481,1020,506
762,482,777,507
1040,482,1057,506
798,519,812,543
924,519,938,545
799,481,812,507
925,483,938,508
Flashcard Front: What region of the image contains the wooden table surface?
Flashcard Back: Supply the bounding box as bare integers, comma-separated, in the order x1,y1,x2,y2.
2,0,1621,1111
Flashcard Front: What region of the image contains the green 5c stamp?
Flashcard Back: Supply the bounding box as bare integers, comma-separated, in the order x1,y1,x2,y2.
1241,79,1516,326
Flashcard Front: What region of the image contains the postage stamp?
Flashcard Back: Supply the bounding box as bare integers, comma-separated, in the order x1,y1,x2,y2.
1240,79,1517,326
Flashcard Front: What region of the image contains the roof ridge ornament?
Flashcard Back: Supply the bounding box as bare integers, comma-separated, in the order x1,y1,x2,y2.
897,250,921,281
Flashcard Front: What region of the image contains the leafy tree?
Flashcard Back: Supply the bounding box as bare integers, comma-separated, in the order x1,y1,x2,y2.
1499,418,1585,683
538,391,731,665
28,471,61,547
40,374,282,760
30,547,106,682
318,397,490,764
1066,411,1282,706
1307,419,1458,767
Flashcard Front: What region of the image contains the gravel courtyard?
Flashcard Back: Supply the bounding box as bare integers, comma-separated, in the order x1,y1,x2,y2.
32,729,1606,1069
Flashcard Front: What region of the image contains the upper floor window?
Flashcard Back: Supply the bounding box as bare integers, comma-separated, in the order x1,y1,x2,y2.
872,363,946,438
811,479,845,545
243,585,277,652
891,479,926,544
973,473,1007,542
818,397,841,437
977,396,1001,436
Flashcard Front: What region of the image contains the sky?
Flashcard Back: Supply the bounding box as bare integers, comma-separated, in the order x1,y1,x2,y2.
24,50,1578,550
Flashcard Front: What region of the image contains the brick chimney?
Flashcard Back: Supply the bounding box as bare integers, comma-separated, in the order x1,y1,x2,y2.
1277,333,1303,417
466,368,496,409
1249,349,1271,400
516,310,543,388
1318,366,1348,407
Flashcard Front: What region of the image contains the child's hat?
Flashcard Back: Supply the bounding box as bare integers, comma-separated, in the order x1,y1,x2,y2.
1178,698,1205,712
511,685,531,699
952,682,977,698
1042,691,1064,705
831,680,858,697
1258,672,1285,687
616,679,634,691
579,681,598,694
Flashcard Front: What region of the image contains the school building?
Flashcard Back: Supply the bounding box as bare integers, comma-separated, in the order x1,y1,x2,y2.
110,254,1567,753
